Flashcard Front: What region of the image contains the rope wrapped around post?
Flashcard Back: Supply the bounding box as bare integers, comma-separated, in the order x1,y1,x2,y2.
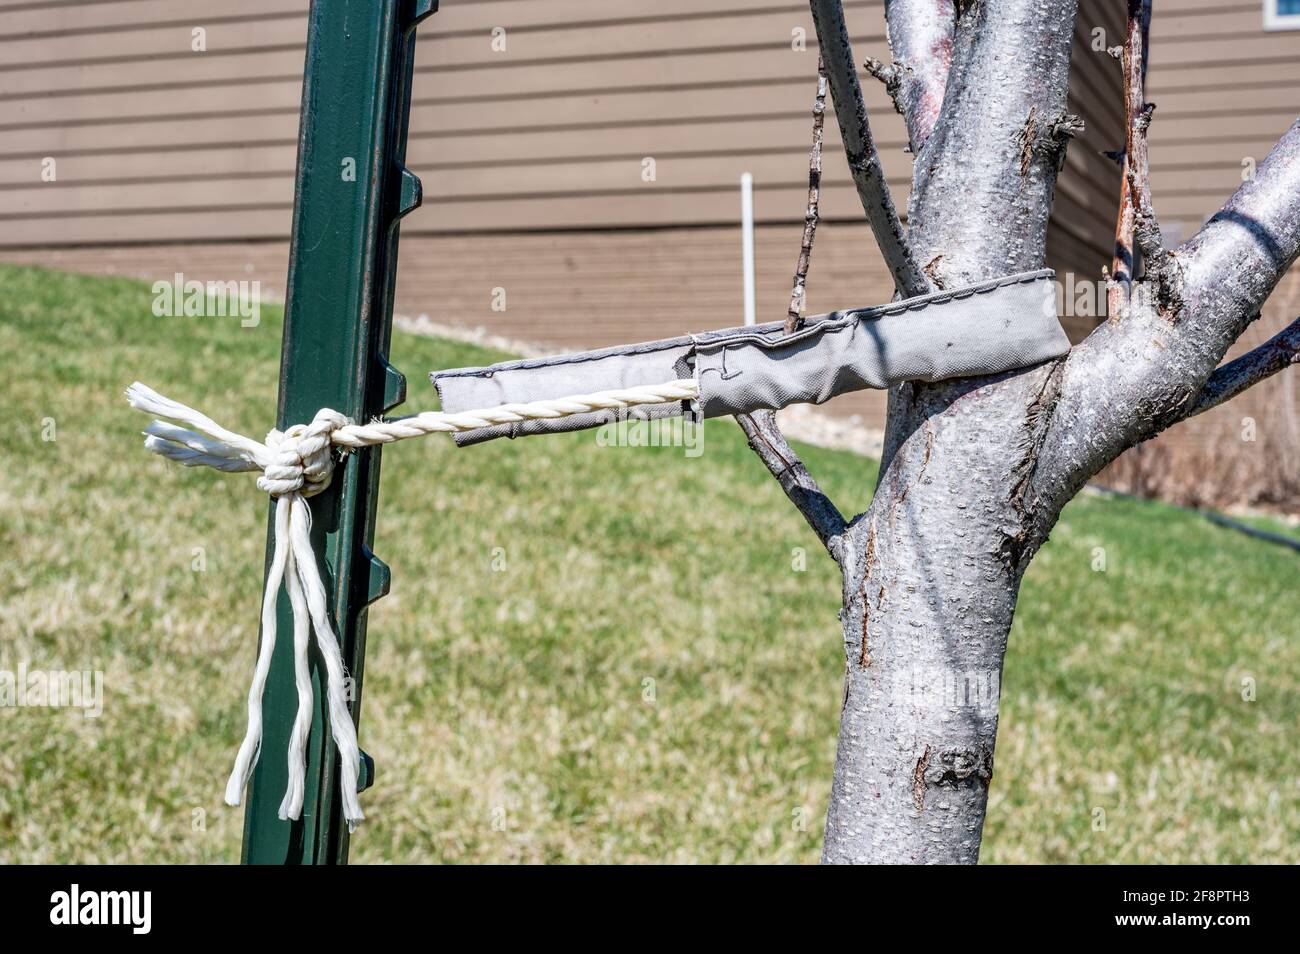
125,378,698,829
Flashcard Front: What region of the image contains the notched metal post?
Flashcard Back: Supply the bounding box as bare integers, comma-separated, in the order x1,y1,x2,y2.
241,0,433,865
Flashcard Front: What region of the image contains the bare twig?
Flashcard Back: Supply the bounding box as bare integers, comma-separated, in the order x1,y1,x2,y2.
1113,2,1183,317
1126,105,1181,311
862,58,905,123
864,0,955,153
808,0,930,297
1108,0,1153,318
739,57,842,560
735,410,848,561
1183,317,1300,419
787,60,829,334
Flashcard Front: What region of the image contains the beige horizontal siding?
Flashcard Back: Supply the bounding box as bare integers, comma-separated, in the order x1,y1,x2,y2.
1145,0,1300,231
0,0,1119,279
1146,58,1300,93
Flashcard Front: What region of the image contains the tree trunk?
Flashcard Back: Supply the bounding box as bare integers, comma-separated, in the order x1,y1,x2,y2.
792,0,1298,863
821,0,1079,864
823,365,1061,863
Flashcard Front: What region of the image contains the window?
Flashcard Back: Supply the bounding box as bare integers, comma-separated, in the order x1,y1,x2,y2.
1264,0,1300,30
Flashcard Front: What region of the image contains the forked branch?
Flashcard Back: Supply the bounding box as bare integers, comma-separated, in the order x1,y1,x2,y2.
1031,120,1300,514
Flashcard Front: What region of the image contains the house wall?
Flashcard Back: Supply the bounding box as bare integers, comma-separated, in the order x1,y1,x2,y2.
1144,0,1300,239
0,1,1117,264
0,0,1124,430
6,0,1286,255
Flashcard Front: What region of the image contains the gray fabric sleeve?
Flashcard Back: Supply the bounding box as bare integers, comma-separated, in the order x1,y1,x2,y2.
431,269,1066,446
694,267,1066,417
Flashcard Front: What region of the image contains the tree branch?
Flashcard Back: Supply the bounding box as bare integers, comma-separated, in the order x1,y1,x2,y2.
1108,0,1153,318
1177,118,1300,335
1029,119,1300,517
735,410,848,561
808,0,930,297
1182,317,1300,419
737,61,844,561
1125,104,1183,317
863,0,955,154
787,60,829,334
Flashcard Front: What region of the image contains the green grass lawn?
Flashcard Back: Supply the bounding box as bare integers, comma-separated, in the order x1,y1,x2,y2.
0,264,1295,864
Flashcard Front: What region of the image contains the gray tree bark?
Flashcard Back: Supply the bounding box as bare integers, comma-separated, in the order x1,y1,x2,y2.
764,0,1300,864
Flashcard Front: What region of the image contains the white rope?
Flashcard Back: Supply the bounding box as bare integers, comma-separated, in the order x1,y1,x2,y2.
125,377,698,829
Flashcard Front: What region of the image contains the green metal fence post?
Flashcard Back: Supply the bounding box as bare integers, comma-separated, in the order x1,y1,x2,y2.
241,0,436,865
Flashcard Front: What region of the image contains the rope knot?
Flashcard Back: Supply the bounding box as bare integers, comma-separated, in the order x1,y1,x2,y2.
257,408,348,498
124,374,700,833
